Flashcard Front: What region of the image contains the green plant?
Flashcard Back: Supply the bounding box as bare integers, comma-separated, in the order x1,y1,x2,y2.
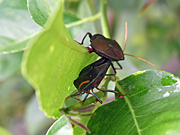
0,0,180,135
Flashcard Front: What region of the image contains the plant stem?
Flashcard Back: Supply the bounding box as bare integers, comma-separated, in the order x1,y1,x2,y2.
100,0,115,90
100,0,110,38
66,13,100,28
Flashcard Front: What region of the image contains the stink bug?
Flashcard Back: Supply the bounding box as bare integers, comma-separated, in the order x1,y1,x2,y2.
77,22,154,73
78,33,124,70
65,58,126,106
79,33,124,61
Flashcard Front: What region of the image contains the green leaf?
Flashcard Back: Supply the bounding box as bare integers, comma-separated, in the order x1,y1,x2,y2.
87,70,180,135
0,127,12,135
27,0,83,36
46,115,73,135
22,1,97,118
27,0,56,26
0,0,40,54
27,0,81,27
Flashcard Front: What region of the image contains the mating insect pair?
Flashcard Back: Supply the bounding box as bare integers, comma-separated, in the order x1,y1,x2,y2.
66,57,125,106
65,23,154,106
65,32,128,105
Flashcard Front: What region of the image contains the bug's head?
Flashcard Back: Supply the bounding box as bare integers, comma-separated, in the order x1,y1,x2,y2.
90,34,104,42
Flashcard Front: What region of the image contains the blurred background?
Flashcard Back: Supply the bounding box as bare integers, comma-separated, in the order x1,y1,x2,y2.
0,0,179,134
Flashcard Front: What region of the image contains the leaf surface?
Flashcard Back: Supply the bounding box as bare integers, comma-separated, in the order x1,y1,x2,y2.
22,1,97,118
87,70,180,135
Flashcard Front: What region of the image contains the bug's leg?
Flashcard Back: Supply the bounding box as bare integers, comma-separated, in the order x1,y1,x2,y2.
118,94,127,98
77,32,92,45
91,91,102,104
97,87,127,98
71,97,81,102
96,87,120,94
76,95,81,101
105,63,117,76
90,90,99,104
110,63,117,74
82,93,89,106
116,61,123,70
93,99,98,105
65,92,80,101
69,95,81,102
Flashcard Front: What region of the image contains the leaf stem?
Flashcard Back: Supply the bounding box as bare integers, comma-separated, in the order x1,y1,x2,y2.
66,13,100,28
99,0,111,90
100,0,110,38
100,0,115,90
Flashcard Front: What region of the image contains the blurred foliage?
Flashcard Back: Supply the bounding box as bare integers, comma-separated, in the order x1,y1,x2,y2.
0,126,12,135
0,0,179,134
0,0,40,53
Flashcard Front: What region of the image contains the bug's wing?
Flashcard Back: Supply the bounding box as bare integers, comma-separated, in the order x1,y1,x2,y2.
78,65,92,77
74,75,90,90
92,37,124,61
74,58,106,90
81,59,111,90
78,58,106,77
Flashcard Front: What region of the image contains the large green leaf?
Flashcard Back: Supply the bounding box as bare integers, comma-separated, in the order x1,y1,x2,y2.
87,70,180,134
0,0,40,54
22,1,97,118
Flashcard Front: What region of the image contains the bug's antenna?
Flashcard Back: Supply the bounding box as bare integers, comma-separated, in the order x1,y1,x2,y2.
122,22,155,66
79,32,92,45
123,22,128,52
124,54,155,66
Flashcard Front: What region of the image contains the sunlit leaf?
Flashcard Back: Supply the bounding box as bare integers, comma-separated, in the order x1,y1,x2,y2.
87,70,180,134
22,1,97,118
27,0,56,26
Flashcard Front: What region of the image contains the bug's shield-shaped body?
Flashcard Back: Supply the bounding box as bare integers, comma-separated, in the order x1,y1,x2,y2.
89,34,124,61
66,58,125,105
74,58,111,93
